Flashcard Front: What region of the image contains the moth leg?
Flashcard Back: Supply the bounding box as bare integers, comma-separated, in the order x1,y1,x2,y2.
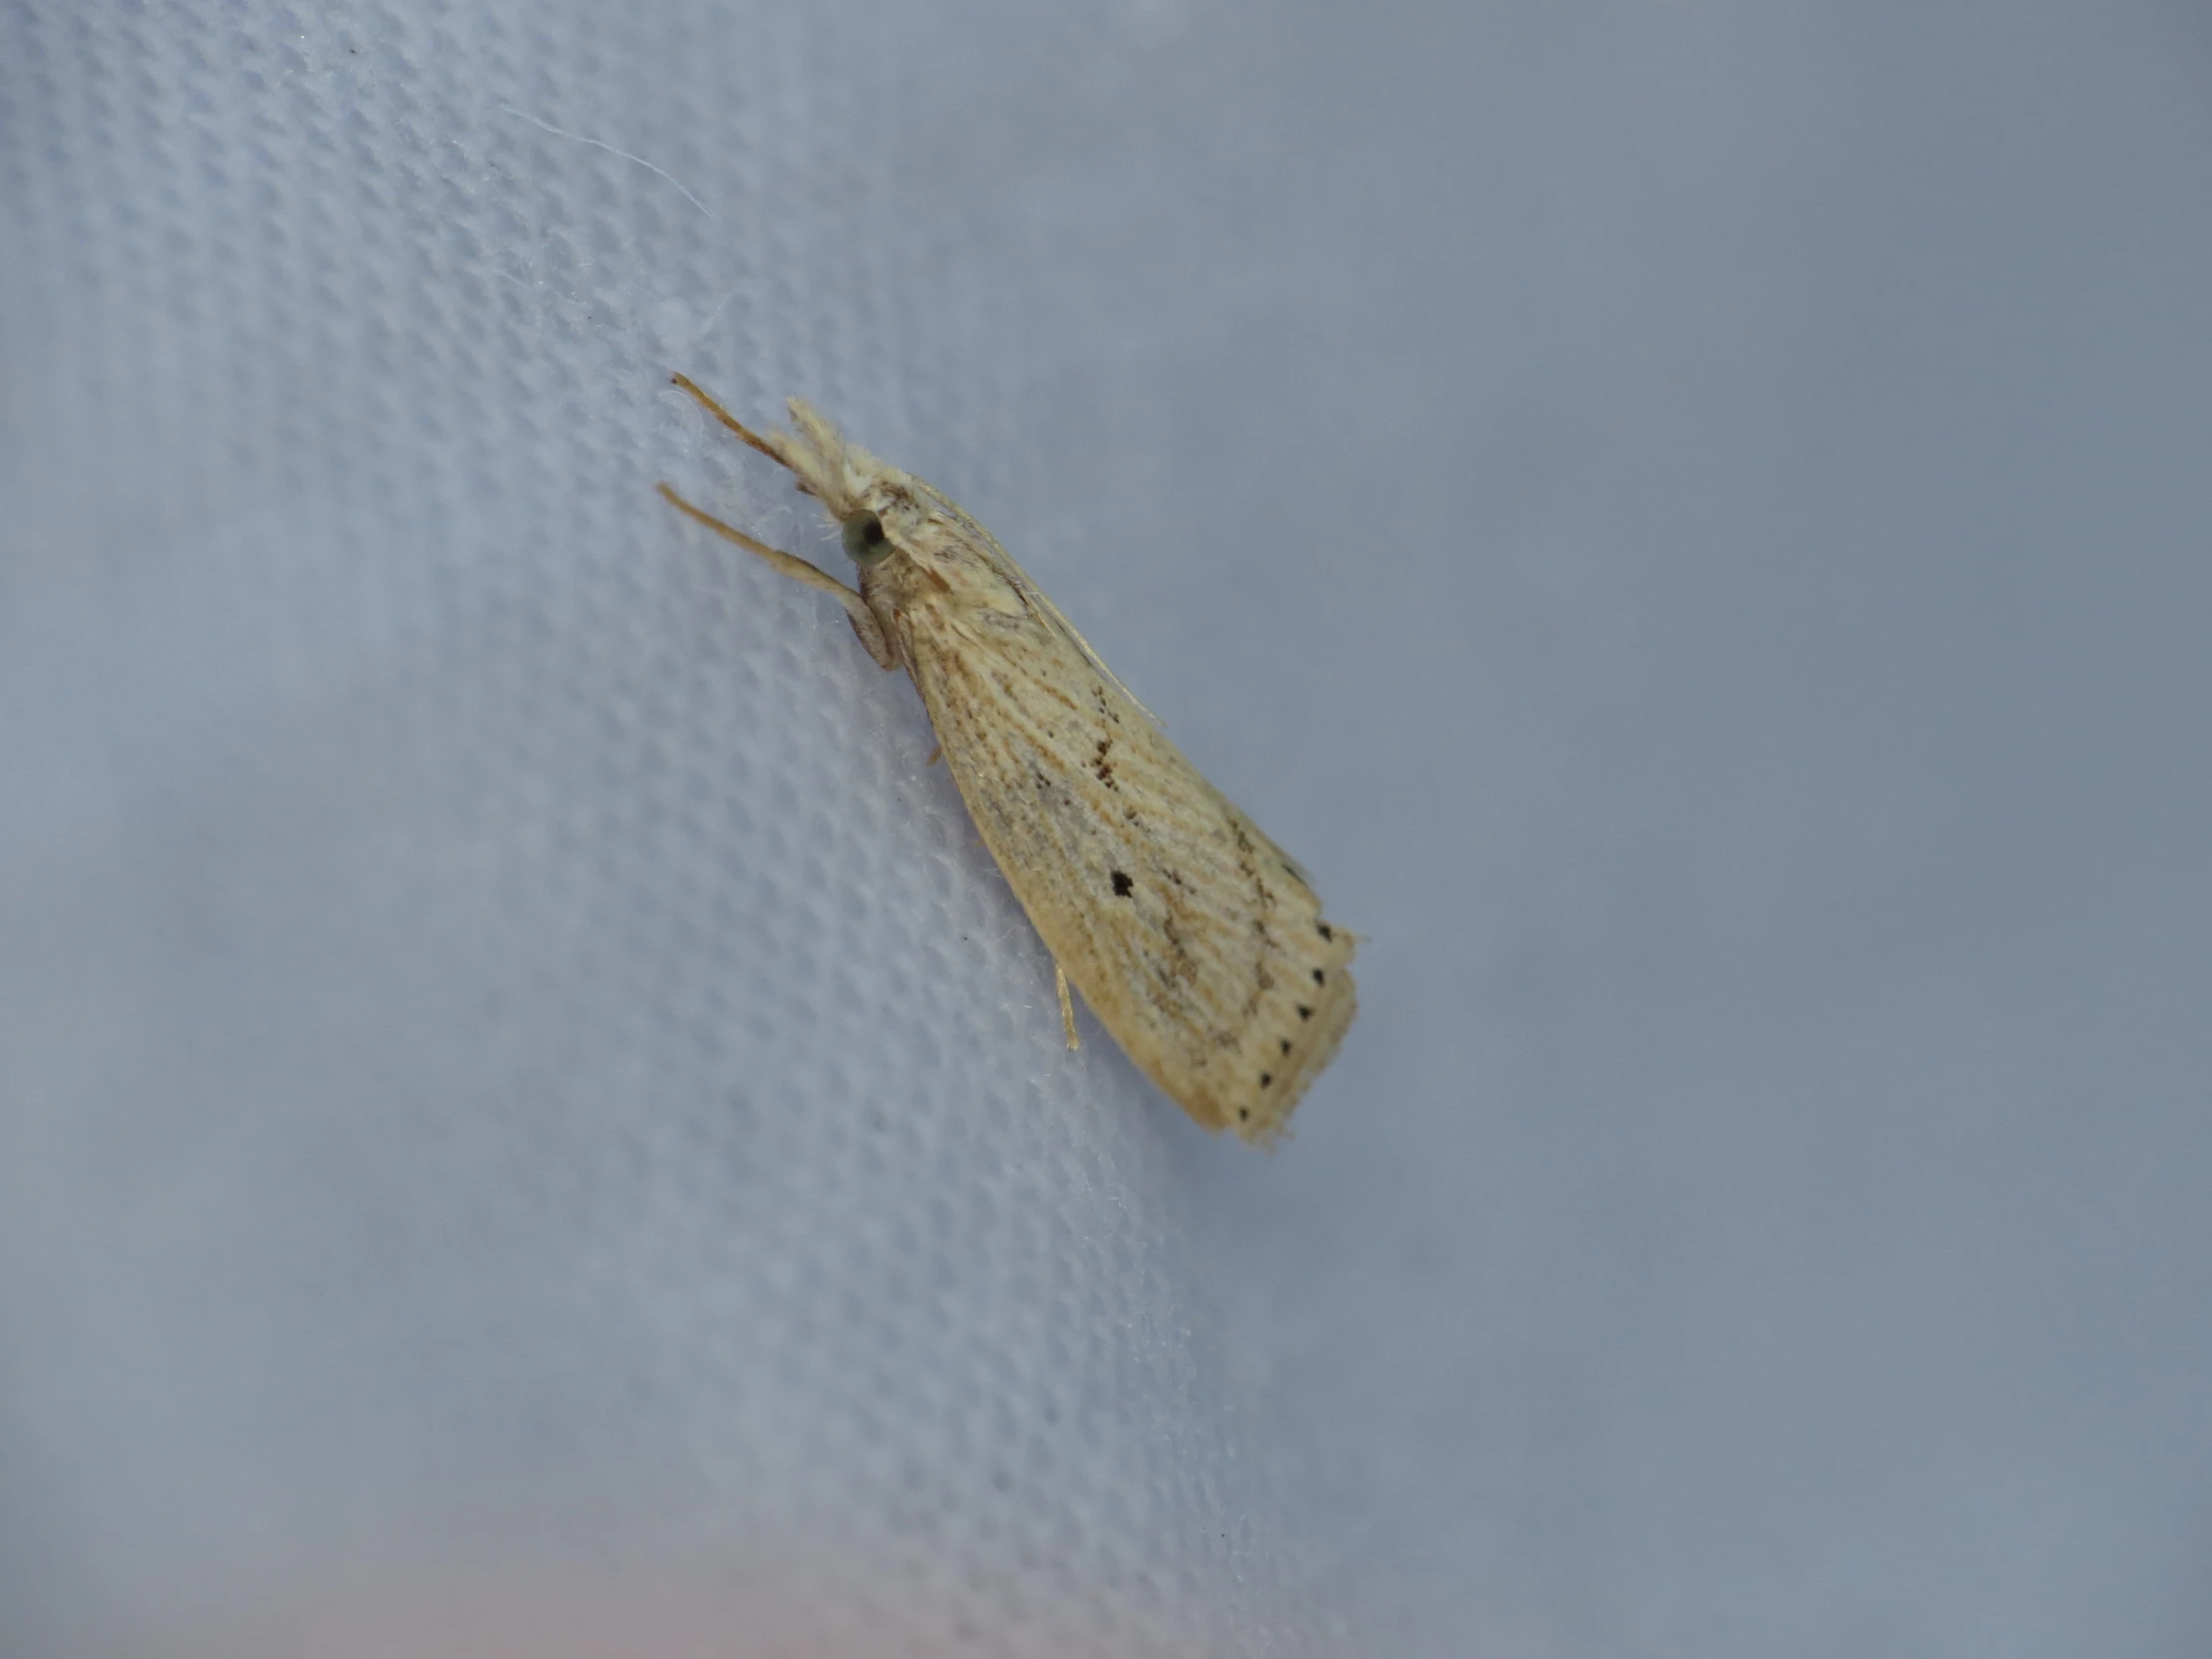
924,743,942,768
841,609,898,669
1055,962,1080,1051
658,482,896,669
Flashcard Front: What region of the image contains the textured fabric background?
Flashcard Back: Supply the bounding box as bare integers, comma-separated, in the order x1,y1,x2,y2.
4,3,2209,1655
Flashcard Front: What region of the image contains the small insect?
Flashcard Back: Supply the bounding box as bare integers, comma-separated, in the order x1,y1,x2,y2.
660,374,1356,1144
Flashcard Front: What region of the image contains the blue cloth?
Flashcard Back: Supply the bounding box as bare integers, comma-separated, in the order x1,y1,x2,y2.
3,3,2207,1653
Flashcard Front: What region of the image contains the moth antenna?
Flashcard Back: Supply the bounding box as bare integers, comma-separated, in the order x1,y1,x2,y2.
671,373,785,465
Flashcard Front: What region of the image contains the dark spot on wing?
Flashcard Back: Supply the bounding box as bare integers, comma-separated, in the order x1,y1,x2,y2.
1297,1004,1313,1020
1259,1072,1273,1088
1110,869,1134,897
1312,968,1327,985
1092,735,1117,789
1317,922,1335,941
1279,1038,1292,1055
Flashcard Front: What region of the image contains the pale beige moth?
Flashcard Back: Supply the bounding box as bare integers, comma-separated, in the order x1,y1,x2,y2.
659,374,1355,1144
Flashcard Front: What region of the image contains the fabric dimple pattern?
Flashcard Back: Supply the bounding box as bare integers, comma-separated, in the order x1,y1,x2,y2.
0,2,1353,1655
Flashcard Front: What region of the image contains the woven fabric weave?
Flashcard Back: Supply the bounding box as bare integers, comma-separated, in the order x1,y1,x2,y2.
4,3,2209,1656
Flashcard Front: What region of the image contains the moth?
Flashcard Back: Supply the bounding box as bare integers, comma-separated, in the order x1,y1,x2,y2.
660,374,1356,1144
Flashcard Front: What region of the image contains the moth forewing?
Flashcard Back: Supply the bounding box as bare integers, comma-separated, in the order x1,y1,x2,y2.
663,376,1356,1144
906,631,1355,1143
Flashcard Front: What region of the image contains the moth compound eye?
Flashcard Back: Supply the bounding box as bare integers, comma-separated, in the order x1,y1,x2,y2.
841,511,890,565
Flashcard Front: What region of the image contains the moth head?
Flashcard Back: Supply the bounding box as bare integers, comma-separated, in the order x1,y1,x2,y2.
836,476,934,571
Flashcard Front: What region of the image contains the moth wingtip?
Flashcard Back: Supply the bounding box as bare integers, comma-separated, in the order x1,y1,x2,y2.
1234,1115,1295,1152
1222,1092,1299,1150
